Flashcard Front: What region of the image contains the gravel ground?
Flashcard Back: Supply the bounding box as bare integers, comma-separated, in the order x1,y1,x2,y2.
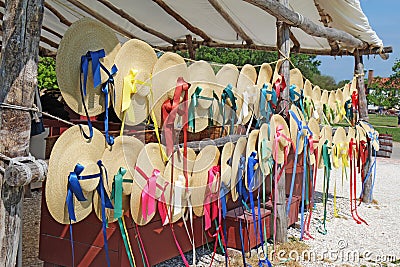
22,149,400,266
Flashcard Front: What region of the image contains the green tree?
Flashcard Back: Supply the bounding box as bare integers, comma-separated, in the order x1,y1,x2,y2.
37,57,58,91
337,79,350,89
311,74,337,90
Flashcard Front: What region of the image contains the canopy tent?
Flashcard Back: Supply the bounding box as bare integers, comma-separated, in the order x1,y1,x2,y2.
1,0,389,57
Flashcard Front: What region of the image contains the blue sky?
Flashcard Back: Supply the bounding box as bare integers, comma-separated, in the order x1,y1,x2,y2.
317,0,399,82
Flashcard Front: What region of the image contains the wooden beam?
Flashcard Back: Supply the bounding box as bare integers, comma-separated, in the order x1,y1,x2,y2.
153,0,212,42
97,0,176,45
39,46,57,57
44,2,72,27
313,0,340,53
0,0,44,265
40,35,58,48
208,0,254,45
289,30,300,53
65,0,137,39
42,25,63,39
244,0,367,49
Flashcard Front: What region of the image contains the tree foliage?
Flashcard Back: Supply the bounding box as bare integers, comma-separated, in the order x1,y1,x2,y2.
37,57,58,91
311,74,337,90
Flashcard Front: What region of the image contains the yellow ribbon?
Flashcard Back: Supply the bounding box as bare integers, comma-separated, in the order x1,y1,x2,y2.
332,142,349,218
120,69,151,136
146,87,168,163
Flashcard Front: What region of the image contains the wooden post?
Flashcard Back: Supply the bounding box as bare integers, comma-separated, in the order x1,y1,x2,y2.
275,0,289,244
354,51,373,202
354,51,368,121
0,1,44,266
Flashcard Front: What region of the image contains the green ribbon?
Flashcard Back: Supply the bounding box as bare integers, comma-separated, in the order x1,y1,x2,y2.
188,86,215,132
221,84,237,135
318,141,331,235
111,167,135,267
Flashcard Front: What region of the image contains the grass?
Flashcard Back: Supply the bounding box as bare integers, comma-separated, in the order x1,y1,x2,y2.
335,114,400,142
368,114,400,142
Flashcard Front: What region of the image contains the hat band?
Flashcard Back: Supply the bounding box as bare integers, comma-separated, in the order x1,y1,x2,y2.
219,84,237,135
188,86,215,132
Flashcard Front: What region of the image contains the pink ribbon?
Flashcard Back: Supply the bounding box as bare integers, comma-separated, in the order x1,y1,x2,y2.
135,167,160,221
204,166,220,231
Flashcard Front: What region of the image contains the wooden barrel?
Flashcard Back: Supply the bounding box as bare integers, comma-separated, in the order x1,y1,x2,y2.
376,133,393,158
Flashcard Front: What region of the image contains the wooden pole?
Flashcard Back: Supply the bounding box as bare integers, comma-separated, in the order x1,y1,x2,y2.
275,0,289,244
354,51,369,121
0,0,44,266
354,52,373,203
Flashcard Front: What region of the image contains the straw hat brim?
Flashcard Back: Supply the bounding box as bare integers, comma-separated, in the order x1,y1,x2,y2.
258,123,272,176
272,59,283,85
221,142,235,187
56,17,121,116
216,64,239,87
163,147,197,223
256,63,273,86
289,68,303,101
113,39,157,125
308,117,320,165
270,114,290,164
230,137,247,202
190,145,220,217
236,64,257,123
130,143,166,225
321,90,329,105
304,79,313,98
101,136,144,195
240,85,260,124
151,52,189,127
46,125,106,224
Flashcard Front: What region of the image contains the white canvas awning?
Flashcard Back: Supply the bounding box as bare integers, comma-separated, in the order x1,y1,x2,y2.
1,0,389,56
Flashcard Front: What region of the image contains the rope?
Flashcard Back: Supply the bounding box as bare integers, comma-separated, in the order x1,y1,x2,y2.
0,102,76,127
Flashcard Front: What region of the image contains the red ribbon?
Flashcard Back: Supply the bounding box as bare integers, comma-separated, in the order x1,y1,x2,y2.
352,91,359,111
274,74,286,100
135,167,160,221
204,166,220,231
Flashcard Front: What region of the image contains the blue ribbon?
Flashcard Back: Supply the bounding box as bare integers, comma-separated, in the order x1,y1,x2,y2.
79,50,107,140
100,64,118,146
96,160,114,267
289,85,305,114
188,86,214,132
221,84,237,134
237,155,249,209
66,163,103,267
286,110,312,215
257,84,277,127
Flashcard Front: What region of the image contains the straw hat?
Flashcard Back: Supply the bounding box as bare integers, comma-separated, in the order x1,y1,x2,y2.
101,136,144,195
318,125,332,169
216,64,239,88
258,123,273,176
272,59,284,85
245,130,260,191
242,85,260,124
151,52,189,127
130,143,166,225
270,114,290,164
190,145,220,217
356,125,367,143
257,63,273,86
321,90,329,105
327,91,337,123
230,137,247,202
343,83,351,102
332,127,347,169
304,80,313,99
312,85,322,121
236,64,257,123
162,147,197,223
113,39,157,125
221,142,235,194
350,77,358,95
46,125,106,224
56,17,121,116
308,117,320,165
359,121,380,151
289,68,303,101
347,127,356,143
289,104,308,155
188,61,224,132
215,64,240,125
